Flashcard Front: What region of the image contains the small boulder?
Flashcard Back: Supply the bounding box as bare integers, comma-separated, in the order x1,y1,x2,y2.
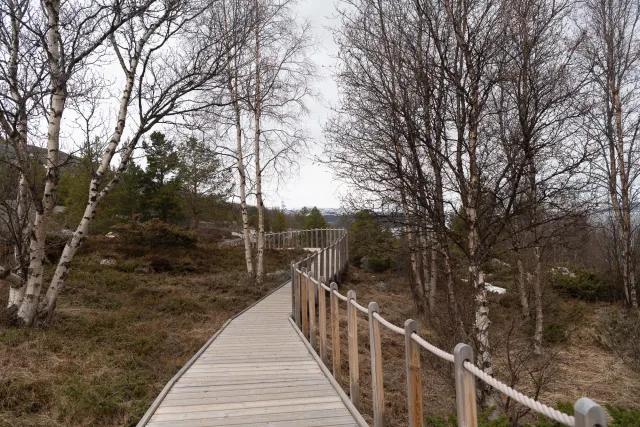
485,283,507,294
100,258,116,266
377,281,389,292
105,232,118,239
551,266,576,277
489,258,511,268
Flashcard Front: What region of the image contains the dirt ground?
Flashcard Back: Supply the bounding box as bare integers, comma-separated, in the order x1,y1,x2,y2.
0,239,304,427
315,266,640,426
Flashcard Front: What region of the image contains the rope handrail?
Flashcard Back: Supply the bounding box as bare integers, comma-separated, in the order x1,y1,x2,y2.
289,228,604,427
463,361,575,426
411,333,455,363
333,289,348,302
350,298,369,314
372,312,405,335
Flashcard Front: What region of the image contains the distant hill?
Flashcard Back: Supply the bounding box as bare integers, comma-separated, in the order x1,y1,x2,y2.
0,142,77,167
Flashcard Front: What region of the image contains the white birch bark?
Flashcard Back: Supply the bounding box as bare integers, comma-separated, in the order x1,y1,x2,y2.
513,240,530,319
532,245,544,355
38,19,163,319
4,0,30,312
253,0,265,284
17,87,65,325
223,2,253,276
7,174,29,310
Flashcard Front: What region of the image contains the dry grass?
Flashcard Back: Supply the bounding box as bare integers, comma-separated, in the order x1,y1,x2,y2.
314,266,640,426
0,239,305,427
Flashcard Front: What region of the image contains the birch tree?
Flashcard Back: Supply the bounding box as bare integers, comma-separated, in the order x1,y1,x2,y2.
498,0,589,353
0,0,154,323
581,0,640,308
222,0,256,276
39,0,251,322
221,0,314,282
0,0,253,324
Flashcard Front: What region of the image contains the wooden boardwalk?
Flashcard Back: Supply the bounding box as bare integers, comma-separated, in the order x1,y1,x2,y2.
139,282,366,427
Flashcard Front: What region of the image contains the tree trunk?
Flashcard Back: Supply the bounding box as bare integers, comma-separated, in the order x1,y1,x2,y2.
420,232,430,312
513,240,530,319
7,173,29,311
224,36,253,277
533,245,544,355
38,64,139,321
16,82,65,325
254,0,264,284
441,246,464,338
192,210,200,231
429,244,437,313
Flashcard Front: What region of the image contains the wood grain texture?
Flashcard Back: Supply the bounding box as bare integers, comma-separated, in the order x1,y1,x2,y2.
347,291,360,410
142,283,365,427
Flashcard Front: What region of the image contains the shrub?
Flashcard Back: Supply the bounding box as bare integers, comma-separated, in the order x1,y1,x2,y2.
606,404,640,426
543,322,567,344
534,401,573,427
425,407,509,427
603,311,640,369
362,256,392,273
111,218,196,247
550,266,609,301
349,210,396,272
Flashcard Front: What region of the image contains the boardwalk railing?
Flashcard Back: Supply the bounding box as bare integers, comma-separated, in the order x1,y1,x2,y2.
286,228,608,427
220,228,340,249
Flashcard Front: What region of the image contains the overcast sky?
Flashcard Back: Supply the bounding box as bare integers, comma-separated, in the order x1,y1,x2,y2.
262,0,344,210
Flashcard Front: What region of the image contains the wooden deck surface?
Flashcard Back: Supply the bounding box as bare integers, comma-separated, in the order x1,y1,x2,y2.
141,283,366,427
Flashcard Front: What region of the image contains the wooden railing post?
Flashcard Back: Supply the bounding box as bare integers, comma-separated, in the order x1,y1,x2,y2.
319,248,325,282
309,273,317,349
301,267,309,339
291,262,295,317
454,343,477,427
294,267,301,328
347,290,360,409
574,398,608,427
368,302,385,427
336,236,342,283
319,276,328,364
331,241,337,282
345,229,349,265
330,282,341,384
405,319,423,427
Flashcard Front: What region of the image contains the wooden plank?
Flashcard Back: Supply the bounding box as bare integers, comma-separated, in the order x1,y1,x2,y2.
148,410,355,426
154,396,342,414
150,402,346,422
143,281,365,427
